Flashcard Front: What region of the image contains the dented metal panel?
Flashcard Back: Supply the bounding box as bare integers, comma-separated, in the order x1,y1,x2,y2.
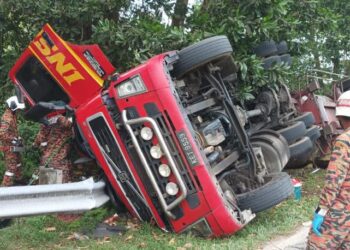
0,178,109,218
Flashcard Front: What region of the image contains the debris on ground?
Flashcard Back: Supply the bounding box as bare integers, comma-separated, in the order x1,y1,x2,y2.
66,232,89,241
93,223,127,239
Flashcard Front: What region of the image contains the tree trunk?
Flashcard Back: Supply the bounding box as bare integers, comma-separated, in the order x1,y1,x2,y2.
200,0,210,13
172,0,189,27
332,57,340,74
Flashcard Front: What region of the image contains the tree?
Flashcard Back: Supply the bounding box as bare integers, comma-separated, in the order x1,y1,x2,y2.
172,0,189,27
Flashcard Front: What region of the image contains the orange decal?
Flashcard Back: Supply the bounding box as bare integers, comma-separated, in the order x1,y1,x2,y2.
33,33,85,86
64,70,85,85
34,38,51,56
47,53,75,75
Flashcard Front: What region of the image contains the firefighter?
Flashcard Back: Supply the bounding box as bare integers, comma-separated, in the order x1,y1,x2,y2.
308,90,350,249
32,119,53,165
40,115,73,183
0,96,25,186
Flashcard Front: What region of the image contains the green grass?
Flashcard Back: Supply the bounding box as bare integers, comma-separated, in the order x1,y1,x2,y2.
0,165,325,250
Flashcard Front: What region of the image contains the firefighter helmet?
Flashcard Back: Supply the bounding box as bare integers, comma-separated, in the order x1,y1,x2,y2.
336,90,350,117
6,96,25,111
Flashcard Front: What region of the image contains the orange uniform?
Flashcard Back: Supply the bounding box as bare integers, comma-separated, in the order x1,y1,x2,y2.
308,129,350,249
0,108,22,186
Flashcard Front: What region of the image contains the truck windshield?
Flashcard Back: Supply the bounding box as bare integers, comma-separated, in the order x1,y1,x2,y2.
15,56,69,104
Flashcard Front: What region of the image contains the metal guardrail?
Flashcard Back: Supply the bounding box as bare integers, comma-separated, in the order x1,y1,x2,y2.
0,178,109,218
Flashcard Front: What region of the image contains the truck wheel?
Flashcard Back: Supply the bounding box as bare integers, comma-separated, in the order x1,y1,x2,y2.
305,125,321,143
276,41,288,54
285,136,314,169
280,54,292,66
252,140,283,173
251,130,290,172
262,55,281,70
277,121,307,144
173,36,233,78
237,172,293,213
291,112,315,128
254,41,278,57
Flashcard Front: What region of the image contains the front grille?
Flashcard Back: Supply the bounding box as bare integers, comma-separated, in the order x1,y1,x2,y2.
144,103,199,209
88,115,152,221
102,95,171,227
118,107,179,223
145,104,197,195
103,93,200,224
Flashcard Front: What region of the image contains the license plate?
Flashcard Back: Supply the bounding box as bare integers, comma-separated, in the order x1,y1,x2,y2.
176,130,199,167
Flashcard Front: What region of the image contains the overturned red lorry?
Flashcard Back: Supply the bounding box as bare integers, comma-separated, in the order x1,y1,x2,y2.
8,25,295,237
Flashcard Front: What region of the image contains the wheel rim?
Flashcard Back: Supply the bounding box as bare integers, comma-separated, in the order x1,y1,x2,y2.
251,130,290,168
252,140,283,173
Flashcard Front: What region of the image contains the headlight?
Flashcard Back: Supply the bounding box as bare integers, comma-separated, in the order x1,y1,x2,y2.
150,145,162,159
117,75,147,98
140,127,153,141
158,164,171,177
166,182,179,196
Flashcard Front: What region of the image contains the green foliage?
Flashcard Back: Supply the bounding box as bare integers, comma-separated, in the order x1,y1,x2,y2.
91,17,195,71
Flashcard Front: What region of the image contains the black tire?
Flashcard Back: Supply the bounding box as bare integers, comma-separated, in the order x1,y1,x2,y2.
237,172,293,213
276,41,288,54
305,125,321,143
173,36,233,78
254,41,278,58
292,112,315,128
285,136,314,169
262,55,281,70
280,54,292,66
277,121,307,144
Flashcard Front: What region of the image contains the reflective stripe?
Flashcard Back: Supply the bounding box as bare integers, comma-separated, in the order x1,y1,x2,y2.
337,99,350,107
5,171,14,177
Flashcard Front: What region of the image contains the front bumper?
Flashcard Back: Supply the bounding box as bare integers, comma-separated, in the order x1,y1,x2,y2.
122,110,188,219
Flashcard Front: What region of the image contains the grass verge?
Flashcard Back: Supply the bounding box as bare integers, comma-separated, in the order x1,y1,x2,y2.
0,164,325,250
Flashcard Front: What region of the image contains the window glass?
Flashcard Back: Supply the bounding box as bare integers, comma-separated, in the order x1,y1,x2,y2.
15,56,69,103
